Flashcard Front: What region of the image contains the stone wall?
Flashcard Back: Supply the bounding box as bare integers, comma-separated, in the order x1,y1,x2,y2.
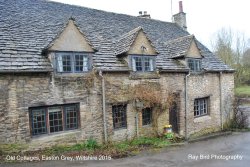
0,73,104,146
0,71,234,147
186,72,234,136
104,72,186,141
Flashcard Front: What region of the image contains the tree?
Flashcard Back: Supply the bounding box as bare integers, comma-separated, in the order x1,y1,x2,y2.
211,28,249,85
241,48,250,84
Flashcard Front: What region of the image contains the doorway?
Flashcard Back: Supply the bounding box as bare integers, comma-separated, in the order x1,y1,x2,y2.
169,101,178,133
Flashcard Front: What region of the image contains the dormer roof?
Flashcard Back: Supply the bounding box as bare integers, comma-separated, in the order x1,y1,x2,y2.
45,19,95,53
113,27,158,56
165,35,202,59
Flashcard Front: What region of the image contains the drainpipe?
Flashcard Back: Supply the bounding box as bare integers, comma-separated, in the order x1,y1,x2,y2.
185,71,190,140
99,70,108,143
219,71,223,130
135,112,139,138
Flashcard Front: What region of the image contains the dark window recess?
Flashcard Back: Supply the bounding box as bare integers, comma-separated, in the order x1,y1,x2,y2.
30,104,79,136
194,98,209,117
188,59,201,72
142,107,152,126
49,107,63,133
56,52,90,73
112,105,127,129
30,109,47,135
131,55,155,72
65,105,78,130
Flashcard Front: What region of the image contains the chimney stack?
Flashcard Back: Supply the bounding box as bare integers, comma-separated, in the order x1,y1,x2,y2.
173,1,187,31
138,11,151,19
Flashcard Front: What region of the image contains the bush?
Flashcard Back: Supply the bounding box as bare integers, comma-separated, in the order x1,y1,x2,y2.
84,138,99,150
226,98,249,129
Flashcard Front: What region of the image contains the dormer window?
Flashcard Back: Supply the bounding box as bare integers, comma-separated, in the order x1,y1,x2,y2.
56,52,91,73
187,58,201,72
131,55,156,72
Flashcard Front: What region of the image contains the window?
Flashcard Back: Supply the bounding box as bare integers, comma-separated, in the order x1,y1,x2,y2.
56,52,91,73
48,107,63,133
187,59,201,72
142,107,152,126
194,98,209,117
30,104,79,136
112,105,127,129
30,109,47,135
131,55,155,72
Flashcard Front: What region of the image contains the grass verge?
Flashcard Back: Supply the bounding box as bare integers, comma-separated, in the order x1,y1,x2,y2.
235,85,250,97
0,136,181,163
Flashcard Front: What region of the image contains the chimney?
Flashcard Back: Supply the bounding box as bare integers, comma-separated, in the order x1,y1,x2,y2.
138,11,151,19
173,1,187,31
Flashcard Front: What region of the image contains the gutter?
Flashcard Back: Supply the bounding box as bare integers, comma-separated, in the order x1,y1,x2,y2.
219,71,223,130
0,70,53,73
99,70,108,143
185,71,190,140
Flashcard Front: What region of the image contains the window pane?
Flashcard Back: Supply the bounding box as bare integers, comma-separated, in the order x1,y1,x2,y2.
142,107,152,125
188,59,194,71
65,105,78,130
112,105,127,129
75,55,88,72
144,57,154,72
132,56,155,72
134,57,142,71
58,55,71,72
48,107,63,133
194,98,208,117
188,59,201,72
144,57,150,71
31,109,47,135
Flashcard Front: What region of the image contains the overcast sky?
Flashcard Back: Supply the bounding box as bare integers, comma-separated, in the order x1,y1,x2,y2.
50,0,250,50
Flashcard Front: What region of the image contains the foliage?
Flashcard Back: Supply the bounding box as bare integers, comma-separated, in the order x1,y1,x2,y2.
105,80,176,136
84,138,99,150
129,82,176,136
211,27,249,86
0,144,28,155
224,98,249,129
0,137,173,162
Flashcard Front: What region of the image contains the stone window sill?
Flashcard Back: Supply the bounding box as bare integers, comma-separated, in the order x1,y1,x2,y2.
194,115,211,123
30,129,81,142
129,72,160,80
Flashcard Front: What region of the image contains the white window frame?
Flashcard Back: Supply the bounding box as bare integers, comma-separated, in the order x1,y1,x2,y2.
55,52,91,73
130,55,156,72
187,58,201,72
194,97,209,117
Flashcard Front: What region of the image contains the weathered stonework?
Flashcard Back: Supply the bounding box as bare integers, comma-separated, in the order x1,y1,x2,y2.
0,71,234,148
0,73,104,147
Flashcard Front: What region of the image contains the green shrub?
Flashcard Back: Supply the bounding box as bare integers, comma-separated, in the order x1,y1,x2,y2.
84,138,99,150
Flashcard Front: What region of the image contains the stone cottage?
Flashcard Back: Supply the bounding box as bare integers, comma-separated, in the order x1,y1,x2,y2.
0,0,234,147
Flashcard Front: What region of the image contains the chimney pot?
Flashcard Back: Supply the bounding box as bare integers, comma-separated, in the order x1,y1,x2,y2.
139,11,142,15
173,1,187,31
179,1,183,12
144,11,147,15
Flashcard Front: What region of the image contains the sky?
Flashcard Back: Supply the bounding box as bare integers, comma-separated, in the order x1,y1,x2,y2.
50,0,250,50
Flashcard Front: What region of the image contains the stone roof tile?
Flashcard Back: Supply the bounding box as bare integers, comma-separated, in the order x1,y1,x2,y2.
0,0,233,72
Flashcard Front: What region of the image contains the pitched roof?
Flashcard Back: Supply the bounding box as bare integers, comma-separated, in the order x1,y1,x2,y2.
113,26,158,56
0,0,233,72
165,35,196,58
